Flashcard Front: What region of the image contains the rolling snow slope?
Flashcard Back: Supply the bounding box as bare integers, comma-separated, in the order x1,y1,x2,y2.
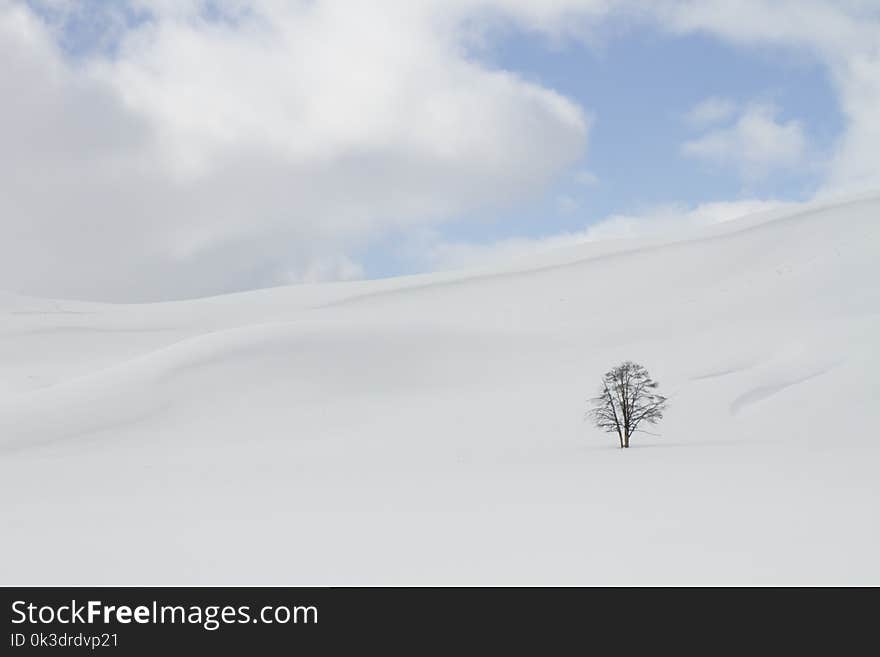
1,195,879,584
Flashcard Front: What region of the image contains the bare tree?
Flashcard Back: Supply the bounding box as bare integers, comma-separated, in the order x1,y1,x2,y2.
588,361,667,448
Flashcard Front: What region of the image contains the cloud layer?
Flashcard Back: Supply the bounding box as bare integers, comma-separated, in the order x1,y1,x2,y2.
682,102,807,181
653,0,880,196
1,1,589,300
3,0,879,300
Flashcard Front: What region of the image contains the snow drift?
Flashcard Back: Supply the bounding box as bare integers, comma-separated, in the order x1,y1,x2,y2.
1,194,878,584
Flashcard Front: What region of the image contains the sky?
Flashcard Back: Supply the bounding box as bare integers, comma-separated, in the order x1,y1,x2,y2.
2,0,878,301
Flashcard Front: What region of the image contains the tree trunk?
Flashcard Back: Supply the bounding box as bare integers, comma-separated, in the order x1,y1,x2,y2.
624,433,630,448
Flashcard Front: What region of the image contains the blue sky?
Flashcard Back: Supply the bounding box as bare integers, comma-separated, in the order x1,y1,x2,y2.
2,1,878,301
492,26,839,207
371,23,843,276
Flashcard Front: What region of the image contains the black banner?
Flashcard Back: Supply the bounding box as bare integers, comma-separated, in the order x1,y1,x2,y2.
0,587,871,653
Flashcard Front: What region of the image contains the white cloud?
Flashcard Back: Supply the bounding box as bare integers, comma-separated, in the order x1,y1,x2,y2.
0,0,590,301
684,97,737,127
824,49,880,195
493,0,880,195
4,0,880,301
650,0,880,195
682,103,807,181
434,0,880,268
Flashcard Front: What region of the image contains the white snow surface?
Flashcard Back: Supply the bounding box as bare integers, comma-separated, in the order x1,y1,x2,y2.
1,194,879,584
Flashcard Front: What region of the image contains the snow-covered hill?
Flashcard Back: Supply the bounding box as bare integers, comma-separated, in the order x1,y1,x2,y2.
1,194,878,584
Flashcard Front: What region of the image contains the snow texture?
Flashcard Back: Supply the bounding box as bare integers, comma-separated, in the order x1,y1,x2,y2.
1,194,879,584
